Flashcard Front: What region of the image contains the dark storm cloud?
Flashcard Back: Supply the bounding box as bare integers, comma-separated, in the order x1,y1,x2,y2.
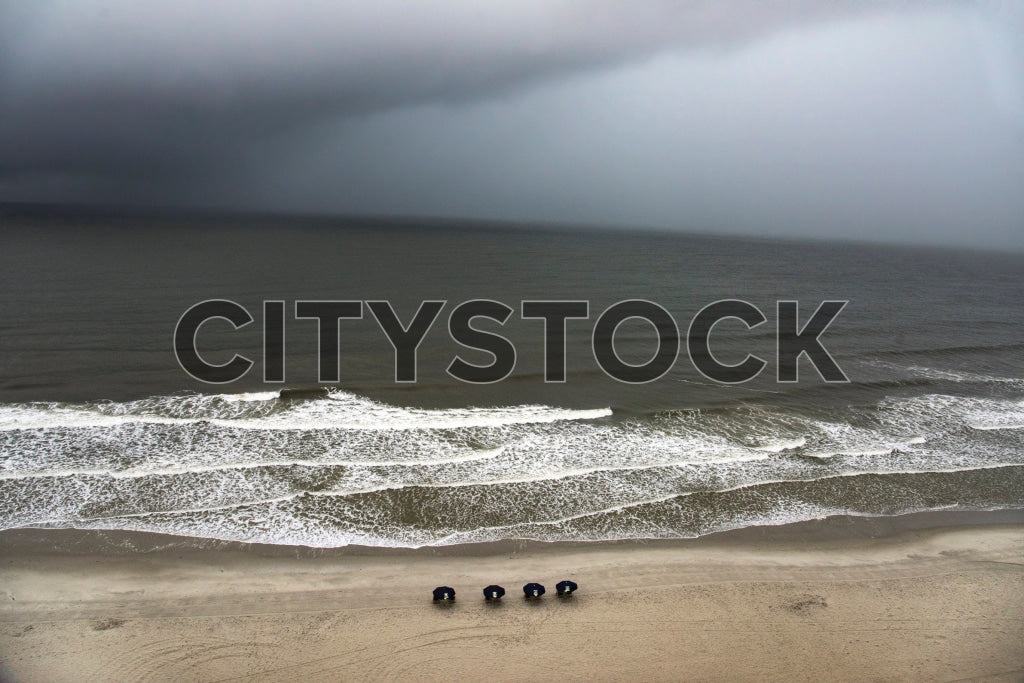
1,1,1022,248
0,1,947,183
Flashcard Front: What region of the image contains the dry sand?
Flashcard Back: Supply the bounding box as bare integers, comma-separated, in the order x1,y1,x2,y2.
1,517,1023,682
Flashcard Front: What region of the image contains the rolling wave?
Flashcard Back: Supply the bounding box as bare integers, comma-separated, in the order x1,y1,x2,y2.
1,381,1022,546
0,389,613,432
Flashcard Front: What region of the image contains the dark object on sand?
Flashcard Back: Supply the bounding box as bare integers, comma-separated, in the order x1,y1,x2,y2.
432,586,456,601
523,582,545,598
556,580,578,596
483,585,506,601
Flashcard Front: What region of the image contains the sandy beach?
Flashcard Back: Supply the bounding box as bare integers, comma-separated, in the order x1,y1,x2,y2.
1,513,1023,682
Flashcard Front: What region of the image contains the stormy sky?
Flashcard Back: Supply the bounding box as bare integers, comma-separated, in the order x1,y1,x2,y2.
1,1,1022,248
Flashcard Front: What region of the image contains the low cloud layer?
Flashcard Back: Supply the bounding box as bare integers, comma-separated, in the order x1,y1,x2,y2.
2,1,1022,248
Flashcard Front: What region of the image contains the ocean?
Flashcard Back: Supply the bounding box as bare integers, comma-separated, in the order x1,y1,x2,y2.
1,206,1022,547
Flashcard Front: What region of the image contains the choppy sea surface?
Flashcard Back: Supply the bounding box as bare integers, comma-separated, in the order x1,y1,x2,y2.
1,207,1022,547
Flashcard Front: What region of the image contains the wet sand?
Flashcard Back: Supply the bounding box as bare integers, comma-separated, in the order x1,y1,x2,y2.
1,513,1023,682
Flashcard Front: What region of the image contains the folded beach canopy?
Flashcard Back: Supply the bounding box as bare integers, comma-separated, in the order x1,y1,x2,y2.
432,586,456,601
523,582,545,598
483,585,506,600
556,580,578,595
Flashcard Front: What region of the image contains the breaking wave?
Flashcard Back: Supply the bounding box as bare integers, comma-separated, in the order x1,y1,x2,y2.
1,382,1022,547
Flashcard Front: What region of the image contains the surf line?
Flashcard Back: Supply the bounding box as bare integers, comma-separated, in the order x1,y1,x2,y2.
174,298,849,386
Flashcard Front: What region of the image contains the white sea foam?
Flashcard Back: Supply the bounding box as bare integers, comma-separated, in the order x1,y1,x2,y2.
0,447,505,481
0,404,192,431
214,404,613,431
904,365,1024,386
2,388,1023,546
864,361,1024,388
971,422,1024,431
0,391,612,432
42,462,1021,548
217,391,281,403
753,437,806,452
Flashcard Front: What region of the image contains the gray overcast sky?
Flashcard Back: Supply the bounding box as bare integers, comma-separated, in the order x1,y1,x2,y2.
1,1,1022,248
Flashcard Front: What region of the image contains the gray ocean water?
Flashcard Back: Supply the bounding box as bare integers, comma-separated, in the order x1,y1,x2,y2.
1,206,1022,547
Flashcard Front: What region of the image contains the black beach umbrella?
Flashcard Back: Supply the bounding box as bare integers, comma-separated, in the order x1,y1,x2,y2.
523,582,546,598
483,585,506,601
555,580,578,595
432,586,456,601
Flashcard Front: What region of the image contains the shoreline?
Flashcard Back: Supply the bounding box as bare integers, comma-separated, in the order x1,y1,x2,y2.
2,510,1023,681
2,507,1022,559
